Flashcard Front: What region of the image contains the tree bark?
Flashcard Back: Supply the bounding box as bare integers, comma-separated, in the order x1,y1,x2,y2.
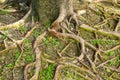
34,0,81,25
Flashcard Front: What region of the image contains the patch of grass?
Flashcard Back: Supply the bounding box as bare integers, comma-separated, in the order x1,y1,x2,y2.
14,51,21,59
26,54,34,63
6,62,14,68
19,26,27,32
1,35,6,40
24,38,31,46
33,31,41,38
40,64,56,80
108,51,115,56
24,47,35,63
42,37,59,48
0,9,10,14
117,56,120,64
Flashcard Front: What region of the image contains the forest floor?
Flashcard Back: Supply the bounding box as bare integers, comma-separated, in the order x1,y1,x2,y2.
0,0,120,80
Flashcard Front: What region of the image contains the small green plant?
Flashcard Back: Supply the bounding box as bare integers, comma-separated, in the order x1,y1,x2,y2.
108,51,115,56
15,52,21,59
43,37,59,48
0,9,10,14
1,35,6,40
109,60,115,65
26,54,34,63
24,38,31,46
33,31,40,38
117,56,120,64
40,64,56,80
6,62,14,68
20,26,27,32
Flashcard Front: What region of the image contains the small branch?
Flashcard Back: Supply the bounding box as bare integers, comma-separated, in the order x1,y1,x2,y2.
97,57,117,68
104,45,120,53
103,66,120,73
57,42,72,57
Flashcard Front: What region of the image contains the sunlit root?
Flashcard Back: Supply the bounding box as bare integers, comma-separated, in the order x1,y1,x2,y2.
29,32,46,80
0,8,31,30
80,24,120,39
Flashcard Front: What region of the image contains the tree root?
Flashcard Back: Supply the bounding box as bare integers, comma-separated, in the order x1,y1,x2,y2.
104,44,120,53
46,0,120,79
114,19,120,32
80,24,120,39
0,24,37,55
97,57,117,68
29,31,46,80
54,65,64,80
24,62,36,80
0,8,32,30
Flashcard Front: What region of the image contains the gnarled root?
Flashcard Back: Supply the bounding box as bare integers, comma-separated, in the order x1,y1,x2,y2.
29,32,46,80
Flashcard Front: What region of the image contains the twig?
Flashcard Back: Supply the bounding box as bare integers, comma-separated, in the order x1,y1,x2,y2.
104,45,120,53
97,57,117,68
103,66,120,73
57,42,72,57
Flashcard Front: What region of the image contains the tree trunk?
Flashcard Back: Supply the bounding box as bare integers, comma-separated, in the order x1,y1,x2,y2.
34,0,81,25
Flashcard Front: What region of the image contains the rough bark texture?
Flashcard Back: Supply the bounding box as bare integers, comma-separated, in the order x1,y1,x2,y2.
34,0,81,25
34,0,59,25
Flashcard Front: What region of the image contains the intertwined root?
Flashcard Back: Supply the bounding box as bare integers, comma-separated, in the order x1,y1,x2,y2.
49,0,86,61
48,1,120,80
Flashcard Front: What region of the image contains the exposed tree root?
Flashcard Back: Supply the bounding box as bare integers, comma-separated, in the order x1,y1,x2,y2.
24,62,36,80
80,24,120,39
97,57,117,68
0,24,39,55
29,31,46,80
115,19,120,32
54,65,64,80
104,44,120,53
0,8,32,30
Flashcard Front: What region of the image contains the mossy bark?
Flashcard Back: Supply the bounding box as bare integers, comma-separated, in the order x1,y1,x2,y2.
34,0,60,25
33,0,81,25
